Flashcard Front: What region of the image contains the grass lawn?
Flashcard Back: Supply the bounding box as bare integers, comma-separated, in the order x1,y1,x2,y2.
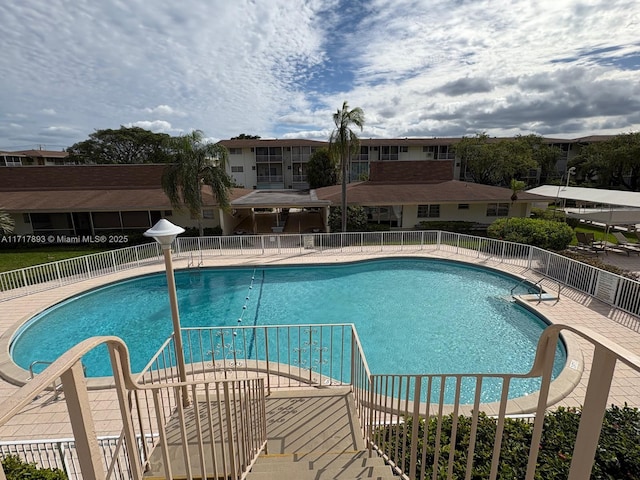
0,247,106,273
573,225,639,245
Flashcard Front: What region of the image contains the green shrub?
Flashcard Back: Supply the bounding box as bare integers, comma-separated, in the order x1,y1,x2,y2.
559,250,640,280
487,217,574,250
366,223,391,231
415,221,477,234
328,206,368,232
1,455,67,480
376,404,640,479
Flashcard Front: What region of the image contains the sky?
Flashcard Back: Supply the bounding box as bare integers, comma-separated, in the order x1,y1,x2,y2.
1,0,640,151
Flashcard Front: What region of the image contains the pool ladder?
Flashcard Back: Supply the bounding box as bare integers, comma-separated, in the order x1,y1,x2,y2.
511,276,562,304
28,360,62,400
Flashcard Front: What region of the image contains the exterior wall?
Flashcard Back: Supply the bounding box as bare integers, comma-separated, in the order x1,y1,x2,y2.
227,148,257,189
369,160,454,182
8,214,33,235
401,202,529,228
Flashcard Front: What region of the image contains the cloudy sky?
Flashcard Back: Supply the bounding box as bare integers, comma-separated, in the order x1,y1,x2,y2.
1,0,639,150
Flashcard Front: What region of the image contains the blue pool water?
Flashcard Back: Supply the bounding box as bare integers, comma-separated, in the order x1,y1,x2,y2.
11,258,565,401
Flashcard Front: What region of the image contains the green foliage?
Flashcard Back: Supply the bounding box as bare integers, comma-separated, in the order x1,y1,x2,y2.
415,221,478,234
2,455,67,480
328,206,367,232
0,210,15,235
365,222,391,231
530,208,580,228
162,130,233,236
230,133,261,139
571,132,640,191
487,217,574,250
306,148,337,188
377,405,640,480
66,126,173,164
329,101,365,232
453,133,538,186
558,250,640,280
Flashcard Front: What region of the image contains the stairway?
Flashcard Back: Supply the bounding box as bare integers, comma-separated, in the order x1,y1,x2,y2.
247,388,396,480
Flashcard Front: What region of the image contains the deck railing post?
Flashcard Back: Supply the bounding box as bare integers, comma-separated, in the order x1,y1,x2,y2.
109,344,144,480
60,361,106,480
568,346,617,480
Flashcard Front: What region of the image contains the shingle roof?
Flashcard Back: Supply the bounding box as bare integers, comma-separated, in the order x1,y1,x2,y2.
314,180,550,205
0,165,254,212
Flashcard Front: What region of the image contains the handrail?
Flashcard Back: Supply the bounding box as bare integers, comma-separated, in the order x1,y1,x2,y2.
361,324,640,480
1,336,268,480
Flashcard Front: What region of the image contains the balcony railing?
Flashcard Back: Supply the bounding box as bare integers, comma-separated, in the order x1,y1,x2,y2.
1,231,639,317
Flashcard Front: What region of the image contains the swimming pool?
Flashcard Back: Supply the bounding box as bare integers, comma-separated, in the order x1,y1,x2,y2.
11,258,565,400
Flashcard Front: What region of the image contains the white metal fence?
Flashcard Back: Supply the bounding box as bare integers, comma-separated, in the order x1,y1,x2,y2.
0,435,155,480
1,231,639,316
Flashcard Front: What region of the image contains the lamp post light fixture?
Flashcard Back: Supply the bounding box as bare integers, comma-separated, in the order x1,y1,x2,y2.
144,219,189,405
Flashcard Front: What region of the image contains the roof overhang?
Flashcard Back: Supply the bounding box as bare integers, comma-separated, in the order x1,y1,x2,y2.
231,190,331,209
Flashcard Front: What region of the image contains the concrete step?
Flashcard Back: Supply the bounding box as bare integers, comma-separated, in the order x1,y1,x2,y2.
246,465,394,480
519,292,558,301
251,452,386,471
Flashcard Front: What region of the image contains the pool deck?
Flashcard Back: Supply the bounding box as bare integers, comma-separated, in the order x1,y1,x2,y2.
1,247,640,441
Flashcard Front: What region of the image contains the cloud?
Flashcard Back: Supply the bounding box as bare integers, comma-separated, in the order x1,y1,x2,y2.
143,105,186,117
0,0,639,149
126,120,176,133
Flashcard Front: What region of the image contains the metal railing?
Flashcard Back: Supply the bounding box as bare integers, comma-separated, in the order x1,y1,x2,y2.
2,231,639,316
357,324,640,480
0,435,156,480
136,324,356,392
2,322,640,479
0,337,268,480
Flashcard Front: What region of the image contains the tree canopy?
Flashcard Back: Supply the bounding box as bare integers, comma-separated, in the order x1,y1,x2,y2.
329,101,365,232
161,130,233,236
454,133,539,186
571,132,640,191
230,133,261,140
67,126,174,164
306,148,337,188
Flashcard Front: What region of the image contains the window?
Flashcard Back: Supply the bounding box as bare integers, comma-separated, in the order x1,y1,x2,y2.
231,166,244,172
380,146,399,161
458,204,470,210
229,148,242,155
399,146,408,153
202,209,215,219
417,204,440,218
486,203,509,217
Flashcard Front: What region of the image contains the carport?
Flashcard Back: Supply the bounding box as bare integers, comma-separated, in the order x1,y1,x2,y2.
221,190,331,235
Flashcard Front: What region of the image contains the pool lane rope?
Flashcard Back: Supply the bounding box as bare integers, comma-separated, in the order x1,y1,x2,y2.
234,268,258,332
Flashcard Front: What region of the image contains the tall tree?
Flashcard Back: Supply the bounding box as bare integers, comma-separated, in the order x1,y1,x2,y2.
162,130,233,236
454,133,537,186
329,101,365,232
67,126,173,164
514,134,562,184
230,133,261,140
0,210,15,235
306,148,337,188
572,132,640,191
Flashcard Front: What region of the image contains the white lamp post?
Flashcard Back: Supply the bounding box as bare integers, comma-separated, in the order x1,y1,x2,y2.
144,219,189,404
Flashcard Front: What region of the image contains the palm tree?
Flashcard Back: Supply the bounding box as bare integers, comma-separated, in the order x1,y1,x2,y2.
0,210,15,235
329,101,365,232
162,130,233,236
